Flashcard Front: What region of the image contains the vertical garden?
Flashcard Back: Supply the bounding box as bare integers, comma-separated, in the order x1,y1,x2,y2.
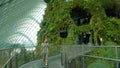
37,0,120,67
37,0,120,46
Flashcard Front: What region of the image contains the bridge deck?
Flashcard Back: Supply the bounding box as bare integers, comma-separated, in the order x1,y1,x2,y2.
19,55,63,68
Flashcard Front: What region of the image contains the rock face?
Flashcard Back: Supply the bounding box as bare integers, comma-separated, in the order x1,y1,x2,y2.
37,0,120,45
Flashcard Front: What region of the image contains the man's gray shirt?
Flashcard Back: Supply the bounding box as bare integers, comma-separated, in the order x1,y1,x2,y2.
41,43,49,53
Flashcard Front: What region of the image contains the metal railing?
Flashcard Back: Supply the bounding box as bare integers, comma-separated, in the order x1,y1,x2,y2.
62,45,120,68
0,45,61,68
2,44,120,68
83,46,120,68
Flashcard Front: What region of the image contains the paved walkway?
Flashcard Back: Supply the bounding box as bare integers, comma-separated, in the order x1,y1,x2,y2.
19,55,64,68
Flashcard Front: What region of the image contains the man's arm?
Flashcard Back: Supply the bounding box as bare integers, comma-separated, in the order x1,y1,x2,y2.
40,43,43,55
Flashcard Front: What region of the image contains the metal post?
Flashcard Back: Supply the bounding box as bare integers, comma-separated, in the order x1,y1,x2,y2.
82,56,85,68
115,47,119,68
62,46,65,67
32,48,35,60
23,49,26,63
4,63,7,68
61,53,63,66
65,53,68,68
82,46,85,68
9,59,12,68
15,54,18,68
6,64,8,68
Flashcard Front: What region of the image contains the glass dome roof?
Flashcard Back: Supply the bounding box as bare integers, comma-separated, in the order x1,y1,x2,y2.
0,0,46,49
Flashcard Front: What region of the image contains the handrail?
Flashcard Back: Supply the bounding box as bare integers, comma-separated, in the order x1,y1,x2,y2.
3,45,120,68
84,55,120,62
86,45,120,48
0,46,36,51
2,52,16,68
62,45,120,68
0,45,61,68
1,46,36,68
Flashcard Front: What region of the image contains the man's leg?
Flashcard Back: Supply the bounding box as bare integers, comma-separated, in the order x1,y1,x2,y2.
45,53,48,65
43,53,46,63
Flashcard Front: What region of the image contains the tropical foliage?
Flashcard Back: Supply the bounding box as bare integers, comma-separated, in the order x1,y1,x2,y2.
37,0,120,45
37,0,120,67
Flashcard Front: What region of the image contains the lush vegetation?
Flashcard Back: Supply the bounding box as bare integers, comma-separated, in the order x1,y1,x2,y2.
37,0,120,67
37,0,120,45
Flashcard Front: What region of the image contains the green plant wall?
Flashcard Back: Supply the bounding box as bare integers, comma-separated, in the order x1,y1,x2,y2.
37,0,120,46
36,0,120,67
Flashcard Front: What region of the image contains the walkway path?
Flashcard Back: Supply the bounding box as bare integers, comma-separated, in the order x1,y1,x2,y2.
19,55,63,68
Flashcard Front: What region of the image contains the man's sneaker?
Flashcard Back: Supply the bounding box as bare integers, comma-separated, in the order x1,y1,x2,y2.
45,63,48,66
44,64,48,68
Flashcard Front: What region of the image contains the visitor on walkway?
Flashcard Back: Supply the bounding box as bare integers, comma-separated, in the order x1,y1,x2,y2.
40,37,49,66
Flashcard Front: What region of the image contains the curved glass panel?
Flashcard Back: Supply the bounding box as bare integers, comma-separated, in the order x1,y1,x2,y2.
0,0,46,49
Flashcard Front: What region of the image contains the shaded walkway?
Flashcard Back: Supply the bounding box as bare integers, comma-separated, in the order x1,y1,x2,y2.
19,55,63,68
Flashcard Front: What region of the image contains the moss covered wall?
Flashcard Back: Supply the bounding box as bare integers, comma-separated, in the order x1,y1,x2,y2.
37,0,120,46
